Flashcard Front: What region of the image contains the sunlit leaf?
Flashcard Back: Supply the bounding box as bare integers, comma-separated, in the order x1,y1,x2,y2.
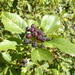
35,68,43,75
2,52,12,62
0,40,17,51
1,12,27,33
41,15,61,35
3,67,9,75
43,42,53,48
31,48,53,62
49,38,75,55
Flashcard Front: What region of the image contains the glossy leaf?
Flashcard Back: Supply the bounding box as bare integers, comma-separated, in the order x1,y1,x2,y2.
1,12,27,33
0,40,17,51
41,15,61,34
49,38,75,55
31,48,53,62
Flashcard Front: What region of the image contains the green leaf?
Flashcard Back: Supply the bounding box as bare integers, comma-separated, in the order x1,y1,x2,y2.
7,37,22,44
0,72,3,75
49,38,75,55
0,40,17,51
3,67,9,75
21,72,25,75
40,63,49,69
31,48,53,62
41,15,61,34
35,68,43,75
2,52,12,63
40,0,45,3
52,69,60,75
1,12,27,33
43,42,53,48
27,4,32,12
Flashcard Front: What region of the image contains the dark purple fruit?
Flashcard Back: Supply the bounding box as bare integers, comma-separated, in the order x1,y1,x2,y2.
37,35,42,40
32,32,38,37
41,37,46,42
31,24,36,29
26,33,32,39
30,28,35,32
32,42,37,47
26,27,31,31
24,39,30,44
37,30,42,35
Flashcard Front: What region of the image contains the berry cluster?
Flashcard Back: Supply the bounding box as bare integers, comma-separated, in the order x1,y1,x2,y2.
24,24,50,48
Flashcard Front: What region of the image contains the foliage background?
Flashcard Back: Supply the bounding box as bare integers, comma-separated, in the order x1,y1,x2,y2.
0,0,75,75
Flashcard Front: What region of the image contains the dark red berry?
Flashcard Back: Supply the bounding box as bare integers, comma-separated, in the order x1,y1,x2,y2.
32,42,37,47
30,28,35,32
24,39,30,44
31,24,36,29
37,30,43,35
37,35,42,40
32,32,38,37
26,27,31,31
41,37,46,42
26,33,32,39
35,29,39,32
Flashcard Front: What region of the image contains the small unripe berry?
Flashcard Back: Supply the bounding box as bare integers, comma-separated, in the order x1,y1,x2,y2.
32,42,37,47
26,33,32,39
32,32,38,37
26,27,31,31
24,39,30,44
31,24,36,29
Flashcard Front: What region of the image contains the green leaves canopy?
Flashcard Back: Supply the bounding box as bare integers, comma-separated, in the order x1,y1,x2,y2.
1,12,27,33
41,15,61,35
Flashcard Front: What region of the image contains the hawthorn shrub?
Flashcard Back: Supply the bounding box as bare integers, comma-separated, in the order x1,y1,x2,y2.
0,0,75,75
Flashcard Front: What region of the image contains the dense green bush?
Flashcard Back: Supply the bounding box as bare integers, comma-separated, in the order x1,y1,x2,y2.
0,0,75,75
